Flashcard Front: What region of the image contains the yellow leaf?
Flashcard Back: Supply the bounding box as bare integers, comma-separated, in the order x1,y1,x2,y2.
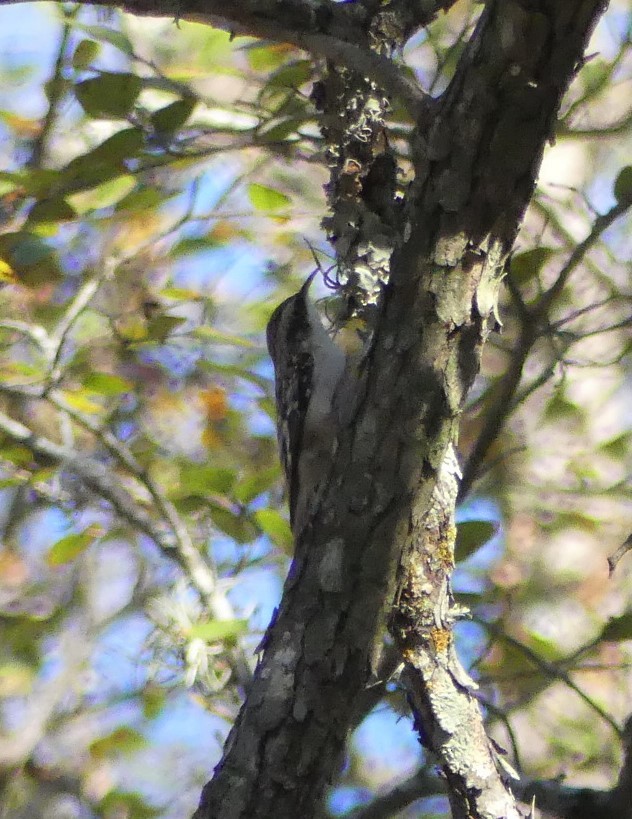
200,386,228,421
59,389,104,415
115,314,149,341
0,259,17,283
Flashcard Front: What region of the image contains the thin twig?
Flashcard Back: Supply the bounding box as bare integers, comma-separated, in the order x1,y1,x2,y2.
48,277,102,381
27,9,76,168
460,198,632,498
487,624,622,737
0,383,252,689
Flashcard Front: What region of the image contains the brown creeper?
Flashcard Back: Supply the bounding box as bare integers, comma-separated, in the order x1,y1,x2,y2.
266,272,346,532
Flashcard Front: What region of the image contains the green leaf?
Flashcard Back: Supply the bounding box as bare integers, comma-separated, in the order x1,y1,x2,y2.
188,618,248,643
0,445,33,466
83,372,133,395
0,231,50,266
267,60,312,89
90,727,147,759
170,236,220,257
510,247,555,284
0,476,24,489
254,508,292,551
27,198,77,224
0,231,61,287
178,465,236,496
544,392,584,424
209,506,256,543
75,72,142,119
146,314,187,341
98,790,160,818
141,685,166,720
193,326,255,348
150,97,197,134
455,520,497,562
72,39,101,69
0,661,36,696
246,43,295,72
73,24,135,57
68,174,137,213
599,433,630,458
88,127,145,163
235,467,280,504
44,77,71,103
614,166,632,204
258,116,306,144
600,612,632,642
115,186,172,213
247,183,291,213
159,287,202,301
46,525,103,566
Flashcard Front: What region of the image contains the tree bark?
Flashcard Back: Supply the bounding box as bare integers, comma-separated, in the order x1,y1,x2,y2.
191,2,608,817
0,0,608,816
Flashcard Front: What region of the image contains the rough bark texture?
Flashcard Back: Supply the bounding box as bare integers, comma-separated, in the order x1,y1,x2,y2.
190,3,608,818
0,0,608,816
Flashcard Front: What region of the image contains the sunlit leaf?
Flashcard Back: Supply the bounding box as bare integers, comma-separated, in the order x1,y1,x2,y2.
90,727,147,758
188,618,248,643
254,508,292,551
193,326,256,348
178,465,236,496
58,389,104,415
235,467,280,504
159,287,202,301
46,524,104,567
0,661,36,697
66,172,136,210
115,186,172,212
246,43,296,72
83,372,133,395
170,236,221,257
0,259,16,282
0,445,33,466
98,790,160,818
247,183,291,212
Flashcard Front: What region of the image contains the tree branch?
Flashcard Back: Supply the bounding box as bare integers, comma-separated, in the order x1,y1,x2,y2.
460,197,632,499
193,2,610,817
0,403,252,689
0,0,431,117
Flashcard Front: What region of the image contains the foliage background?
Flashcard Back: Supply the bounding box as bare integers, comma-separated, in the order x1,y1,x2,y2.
0,2,630,817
